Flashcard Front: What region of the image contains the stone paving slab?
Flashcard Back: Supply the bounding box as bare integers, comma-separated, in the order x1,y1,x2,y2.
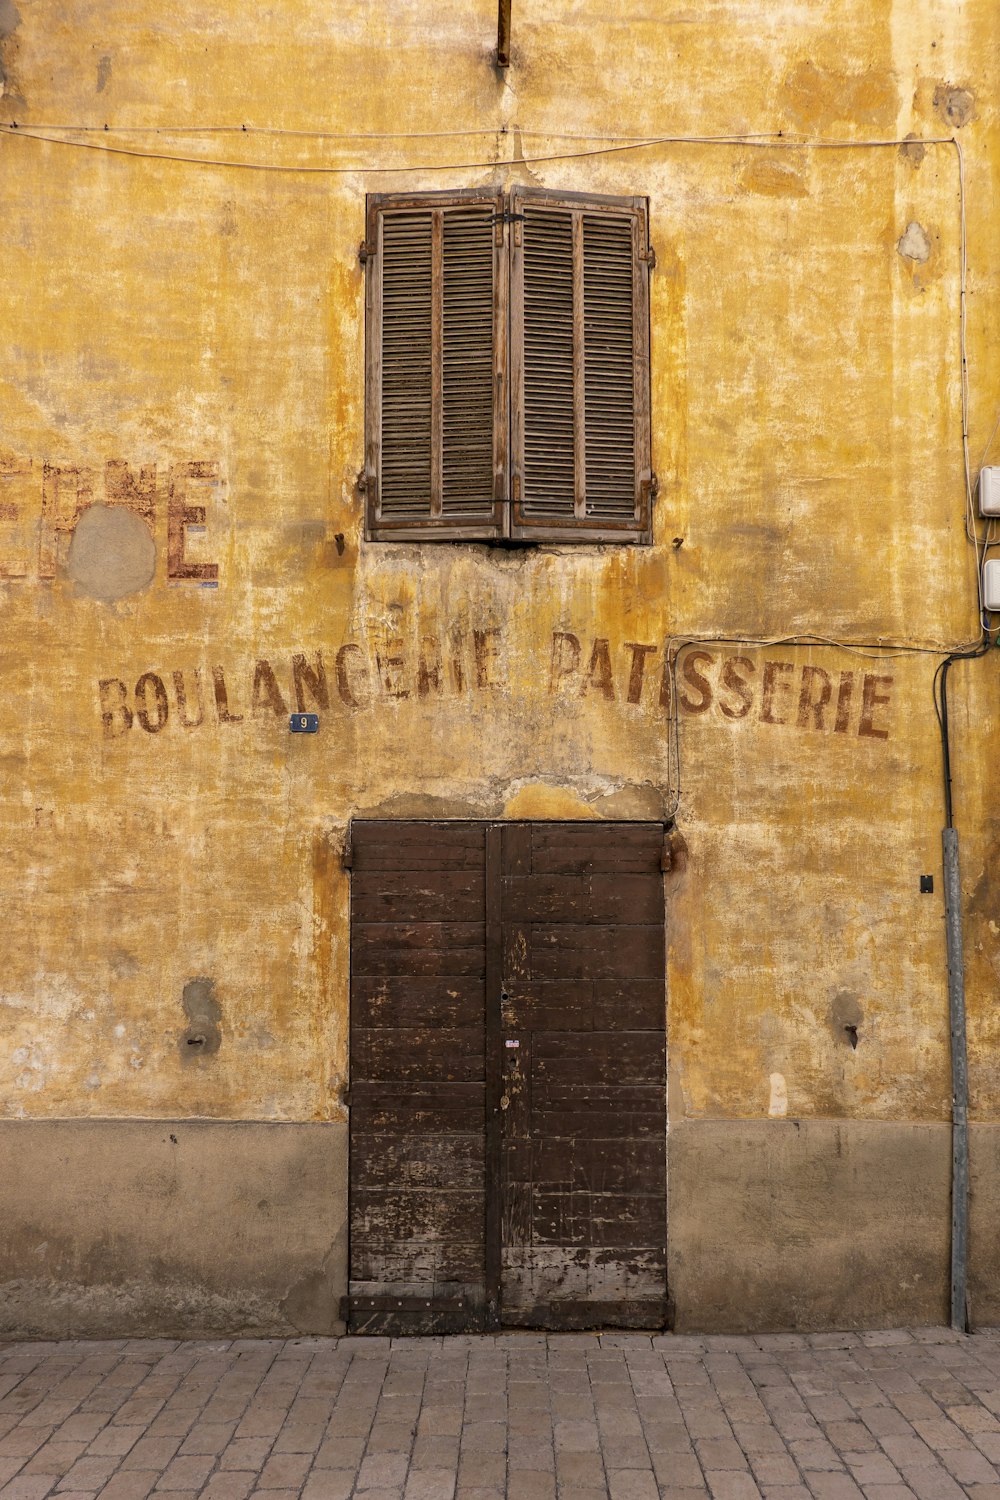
2,1330,1000,1500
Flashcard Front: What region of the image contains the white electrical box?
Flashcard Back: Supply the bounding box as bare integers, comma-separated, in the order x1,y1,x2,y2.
984,559,1000,611
979,467,1000,516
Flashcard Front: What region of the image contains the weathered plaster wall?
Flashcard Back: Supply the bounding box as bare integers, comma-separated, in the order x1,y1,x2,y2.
1,0,998,1332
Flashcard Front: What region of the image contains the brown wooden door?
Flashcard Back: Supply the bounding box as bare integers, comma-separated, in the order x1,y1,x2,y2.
346,820,666,1334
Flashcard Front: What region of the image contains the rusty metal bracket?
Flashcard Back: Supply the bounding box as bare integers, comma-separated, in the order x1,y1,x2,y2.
358,239,377,265
639,245,657,270
496,0,512,66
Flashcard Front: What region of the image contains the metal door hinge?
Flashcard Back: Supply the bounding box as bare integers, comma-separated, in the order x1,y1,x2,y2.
641,472,659,508
358,239,377,264
639,245,656,269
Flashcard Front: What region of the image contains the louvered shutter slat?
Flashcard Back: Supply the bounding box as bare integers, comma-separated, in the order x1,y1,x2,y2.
368,193,504,537
442,209,495,516
511,191,651,542
583,214,636,520
380,213,433,518
522,210,576,516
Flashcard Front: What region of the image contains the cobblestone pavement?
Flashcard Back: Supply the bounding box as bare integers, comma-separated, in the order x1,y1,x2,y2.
3,1328,1000,1500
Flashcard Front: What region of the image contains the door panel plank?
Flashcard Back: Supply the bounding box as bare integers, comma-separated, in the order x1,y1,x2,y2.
498,821,666,1328
350,1027,485,1083
352,869,485,922
502,874,663,923
503,979,663,1030
352,976,484,1029
348,821,488,1334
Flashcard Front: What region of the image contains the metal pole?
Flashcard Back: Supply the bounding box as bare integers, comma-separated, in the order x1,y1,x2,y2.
942,825,969,1331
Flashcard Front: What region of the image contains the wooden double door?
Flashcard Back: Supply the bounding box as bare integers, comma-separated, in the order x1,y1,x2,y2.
346,820,667,1334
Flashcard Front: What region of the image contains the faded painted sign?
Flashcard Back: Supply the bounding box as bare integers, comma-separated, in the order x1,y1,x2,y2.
97,636,895,741
0,454,223,584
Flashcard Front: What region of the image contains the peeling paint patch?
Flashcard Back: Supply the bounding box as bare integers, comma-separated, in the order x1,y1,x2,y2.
768,1073,789,1118
933,82,975,129
897,222,931,264
67,504,156,602
180,978,222,1061
899,135,926,167
830,992,864,1049
12,1045,48,1094
96,54,112,92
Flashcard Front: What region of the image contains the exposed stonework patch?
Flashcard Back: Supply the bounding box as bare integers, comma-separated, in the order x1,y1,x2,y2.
898,221,931,264
933,82,975,129
66,504,156,601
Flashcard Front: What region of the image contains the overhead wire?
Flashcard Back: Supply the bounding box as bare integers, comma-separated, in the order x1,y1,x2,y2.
0,121,963,172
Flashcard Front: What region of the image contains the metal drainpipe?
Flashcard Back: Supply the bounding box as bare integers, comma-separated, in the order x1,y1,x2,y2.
940,655,970,1332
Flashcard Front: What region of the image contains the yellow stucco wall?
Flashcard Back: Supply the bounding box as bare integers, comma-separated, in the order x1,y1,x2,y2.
1,0,997,1154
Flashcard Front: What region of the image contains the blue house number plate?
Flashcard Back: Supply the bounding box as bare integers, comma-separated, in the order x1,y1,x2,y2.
289,714,320,733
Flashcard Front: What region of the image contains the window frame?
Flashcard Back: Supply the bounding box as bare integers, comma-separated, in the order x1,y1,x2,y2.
363,186,654,545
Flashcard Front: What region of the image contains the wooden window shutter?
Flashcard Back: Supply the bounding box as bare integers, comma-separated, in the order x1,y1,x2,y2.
509,188,653,543
365,191,507,540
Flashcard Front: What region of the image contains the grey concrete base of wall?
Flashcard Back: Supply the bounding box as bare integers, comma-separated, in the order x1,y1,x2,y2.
970,1124,1000,1328
4,1115,997,1338
0,1120,347,1339
668,1119,953,1333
